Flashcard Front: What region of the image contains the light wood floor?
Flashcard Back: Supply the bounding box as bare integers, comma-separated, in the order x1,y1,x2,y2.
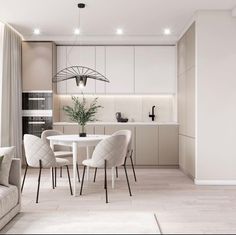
5,168,236,234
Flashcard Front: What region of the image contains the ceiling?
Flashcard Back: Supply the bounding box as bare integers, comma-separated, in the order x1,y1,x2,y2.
1,0,236,44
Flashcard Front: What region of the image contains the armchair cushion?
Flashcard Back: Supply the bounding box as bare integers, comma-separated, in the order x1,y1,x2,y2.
0,185,18,219
0,147,15,186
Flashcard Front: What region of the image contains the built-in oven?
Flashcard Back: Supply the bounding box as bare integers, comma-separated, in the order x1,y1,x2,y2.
23,116,52,137
22,91,53,137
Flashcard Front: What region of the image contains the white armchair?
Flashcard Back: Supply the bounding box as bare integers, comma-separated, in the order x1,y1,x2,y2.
80,134,132,203
22,134,73,203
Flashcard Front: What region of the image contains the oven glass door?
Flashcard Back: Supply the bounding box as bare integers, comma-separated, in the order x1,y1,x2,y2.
23,117,52,137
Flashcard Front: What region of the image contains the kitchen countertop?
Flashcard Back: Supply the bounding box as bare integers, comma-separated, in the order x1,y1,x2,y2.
53,122,179,126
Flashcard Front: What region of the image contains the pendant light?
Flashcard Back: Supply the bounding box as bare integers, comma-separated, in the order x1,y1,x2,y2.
53,3,109,88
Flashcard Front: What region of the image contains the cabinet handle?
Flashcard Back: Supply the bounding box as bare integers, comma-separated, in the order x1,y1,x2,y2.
28,121,46,125
28,98,46,101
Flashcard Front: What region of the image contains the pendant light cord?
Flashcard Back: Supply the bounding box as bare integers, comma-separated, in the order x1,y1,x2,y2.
66,4,82,63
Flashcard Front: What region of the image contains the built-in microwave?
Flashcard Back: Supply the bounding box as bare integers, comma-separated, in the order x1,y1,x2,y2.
22,91,53,137
22,92,52,110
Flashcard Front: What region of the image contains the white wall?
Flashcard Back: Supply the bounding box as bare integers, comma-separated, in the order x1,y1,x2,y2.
195,11,236,183
58,95,175,123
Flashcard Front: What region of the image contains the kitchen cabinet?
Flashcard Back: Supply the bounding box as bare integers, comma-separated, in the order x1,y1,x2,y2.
66,46,96,94
56,45,177,95
179,135,195,178
53,125,64,133
177,22,195,178
158,125,179,165
105,46,134,94
94,125,105,135
178,73,187,135
53,123,179,166
22,42,56,91
134,46,176,94
56,46,67,94
135,125,158,165
186,67,195,137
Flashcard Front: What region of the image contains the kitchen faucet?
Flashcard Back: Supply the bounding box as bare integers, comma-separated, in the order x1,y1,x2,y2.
149,106,156,121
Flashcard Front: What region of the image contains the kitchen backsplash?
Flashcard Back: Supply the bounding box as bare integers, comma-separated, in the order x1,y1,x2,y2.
57,95,176,123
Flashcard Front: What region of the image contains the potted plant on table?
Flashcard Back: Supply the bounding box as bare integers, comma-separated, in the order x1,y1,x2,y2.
63,96,102,137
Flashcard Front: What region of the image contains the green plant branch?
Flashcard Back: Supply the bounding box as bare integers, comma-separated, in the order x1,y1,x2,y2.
63,95,103,130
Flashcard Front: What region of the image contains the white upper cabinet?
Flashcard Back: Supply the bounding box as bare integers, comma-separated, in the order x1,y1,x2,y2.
56,45,176,95
56,46,67,94
134,46,176,94
105,46,134,94
66,46,96,94
95,46,106,94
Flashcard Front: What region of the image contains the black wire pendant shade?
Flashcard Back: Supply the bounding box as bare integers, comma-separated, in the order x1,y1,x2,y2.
53,65,110,87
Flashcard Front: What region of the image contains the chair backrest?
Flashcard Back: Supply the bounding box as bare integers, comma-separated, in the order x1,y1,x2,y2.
41,130,63,144
112,130,132,156
24,134,56,168
91,135,127,168
41,129,71,152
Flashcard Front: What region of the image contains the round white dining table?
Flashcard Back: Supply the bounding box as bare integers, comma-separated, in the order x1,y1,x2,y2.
47,134,110,197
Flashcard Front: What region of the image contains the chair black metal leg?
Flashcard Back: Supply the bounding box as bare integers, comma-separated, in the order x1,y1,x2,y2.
52,167,55,189
55,167,57,187
104,160,108,203
124,158,132,197
66,165,73,196
60,167,63,178
116,167,118,178
36,160,42,203
76,163,80,182
80,166,86,195
130,151,137,182
93,168,97,182
21,164,28,193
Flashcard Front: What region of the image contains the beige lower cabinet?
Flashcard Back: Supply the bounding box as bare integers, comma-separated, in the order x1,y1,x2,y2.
135,125,158,166
53,124,179,166
94,125,105,135
53,125,64,133
158,125,179,166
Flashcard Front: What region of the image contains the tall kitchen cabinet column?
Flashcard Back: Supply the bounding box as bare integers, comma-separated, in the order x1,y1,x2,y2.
177,23,196,179
22,41,59,122
22,42,56,91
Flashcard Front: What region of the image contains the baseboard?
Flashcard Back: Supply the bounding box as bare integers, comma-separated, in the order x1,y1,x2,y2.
195,179,236,186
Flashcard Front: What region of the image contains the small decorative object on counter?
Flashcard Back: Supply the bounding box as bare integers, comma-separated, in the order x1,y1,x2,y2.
115,112,129,123
63,95,102,137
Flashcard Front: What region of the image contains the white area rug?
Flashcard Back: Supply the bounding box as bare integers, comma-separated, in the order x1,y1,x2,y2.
1,212,161,234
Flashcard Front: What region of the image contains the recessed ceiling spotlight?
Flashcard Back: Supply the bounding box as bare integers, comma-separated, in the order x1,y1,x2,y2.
164,28,171,35
74,28,80,35
33,28,40,35
116,28,123,35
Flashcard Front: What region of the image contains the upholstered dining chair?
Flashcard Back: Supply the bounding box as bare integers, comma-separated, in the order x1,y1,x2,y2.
41,130,80,183
22,134,73,203
112,130,137,182
80,134,132,203
93,130,137,183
